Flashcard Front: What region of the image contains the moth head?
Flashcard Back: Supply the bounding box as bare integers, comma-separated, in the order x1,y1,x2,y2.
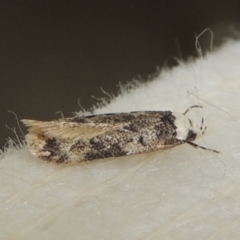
185,119,204,141
173,105,206,142
173,105,220,153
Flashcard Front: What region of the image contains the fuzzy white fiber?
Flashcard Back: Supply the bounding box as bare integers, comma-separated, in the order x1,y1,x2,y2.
1,39,240,240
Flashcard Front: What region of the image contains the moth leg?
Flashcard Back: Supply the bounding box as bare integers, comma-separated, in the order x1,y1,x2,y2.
186,141,220,153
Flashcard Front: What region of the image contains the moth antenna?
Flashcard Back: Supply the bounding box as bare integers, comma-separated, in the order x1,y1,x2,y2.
199,117,207,135
187,141,220,154
183,105,203,115
203,126,207,135
200,118,204,131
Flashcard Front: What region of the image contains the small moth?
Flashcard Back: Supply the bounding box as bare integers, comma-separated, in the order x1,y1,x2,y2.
22,105,219,164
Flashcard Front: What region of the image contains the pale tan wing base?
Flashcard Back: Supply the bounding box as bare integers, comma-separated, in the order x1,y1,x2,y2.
21,119,122,140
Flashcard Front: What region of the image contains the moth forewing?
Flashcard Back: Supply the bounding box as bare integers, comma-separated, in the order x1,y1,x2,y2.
22,107,219,164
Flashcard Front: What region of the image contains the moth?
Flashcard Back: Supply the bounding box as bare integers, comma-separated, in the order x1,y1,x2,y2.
22,105,219,164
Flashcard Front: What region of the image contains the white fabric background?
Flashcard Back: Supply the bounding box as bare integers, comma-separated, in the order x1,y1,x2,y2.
1,39,240,240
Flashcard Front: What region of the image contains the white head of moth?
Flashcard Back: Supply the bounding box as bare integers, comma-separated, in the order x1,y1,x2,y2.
21,105,220,164
173,105,219,152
